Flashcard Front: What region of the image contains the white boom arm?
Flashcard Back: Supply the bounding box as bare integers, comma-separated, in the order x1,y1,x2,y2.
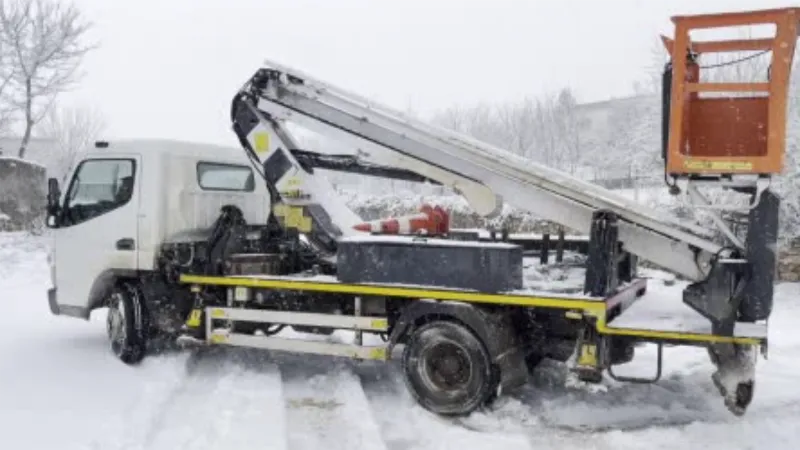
233,59,726,281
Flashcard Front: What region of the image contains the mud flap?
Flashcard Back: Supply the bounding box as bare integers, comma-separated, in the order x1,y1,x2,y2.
492,339,529,398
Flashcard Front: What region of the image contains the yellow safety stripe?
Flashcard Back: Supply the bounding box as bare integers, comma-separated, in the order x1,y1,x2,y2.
597,318,763,345
179,274,604,311
180,274,765,346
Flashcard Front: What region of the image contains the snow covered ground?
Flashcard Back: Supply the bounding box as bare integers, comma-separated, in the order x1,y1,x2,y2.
2,231,800,449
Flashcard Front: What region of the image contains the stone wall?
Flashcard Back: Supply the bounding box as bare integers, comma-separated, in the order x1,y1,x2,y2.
0,157,46,232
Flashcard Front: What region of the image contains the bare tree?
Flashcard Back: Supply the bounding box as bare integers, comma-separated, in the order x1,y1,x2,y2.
432,91,587,173
431,105,468,133
496,98,536,158
552,88,586,174
533,93,560,168
431,103,507,150
37,103,105,181
0,0,96,158
0,25,16,138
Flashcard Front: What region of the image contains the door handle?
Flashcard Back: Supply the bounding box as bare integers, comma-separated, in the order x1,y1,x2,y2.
116,238,135,251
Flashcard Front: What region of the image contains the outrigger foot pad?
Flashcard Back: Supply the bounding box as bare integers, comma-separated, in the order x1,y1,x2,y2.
176,321,207,348
712,373,754,416
176,334,206,348
709,344,756,416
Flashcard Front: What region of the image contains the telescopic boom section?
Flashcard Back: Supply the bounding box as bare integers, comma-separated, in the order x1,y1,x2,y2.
233,60,723,281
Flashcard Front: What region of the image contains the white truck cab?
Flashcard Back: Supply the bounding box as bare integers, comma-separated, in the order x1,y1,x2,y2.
45,139,271,320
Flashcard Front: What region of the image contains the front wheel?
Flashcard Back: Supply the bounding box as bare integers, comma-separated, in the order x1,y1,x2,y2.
106,282,148,364
401,320,495,416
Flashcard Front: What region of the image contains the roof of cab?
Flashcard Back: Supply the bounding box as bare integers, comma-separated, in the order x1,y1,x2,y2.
87,139,249,162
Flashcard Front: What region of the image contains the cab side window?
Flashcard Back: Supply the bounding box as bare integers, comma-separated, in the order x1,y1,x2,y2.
62,159,136,227
197,162,255,192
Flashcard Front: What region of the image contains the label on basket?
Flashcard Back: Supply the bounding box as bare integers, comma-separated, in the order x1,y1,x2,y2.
684,160,753,171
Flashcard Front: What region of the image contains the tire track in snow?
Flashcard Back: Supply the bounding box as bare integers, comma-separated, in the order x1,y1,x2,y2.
145,348,287,450
455,354,800,448
278,354,389,450
80,351,194,450
97,347,288,450
356,359,535,450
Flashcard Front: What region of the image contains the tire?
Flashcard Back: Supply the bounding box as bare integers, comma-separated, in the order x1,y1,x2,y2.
401,320,495,416
106,282,148,365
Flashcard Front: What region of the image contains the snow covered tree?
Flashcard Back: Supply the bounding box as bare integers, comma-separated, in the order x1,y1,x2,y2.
430,90,591,175
0,26,15,139
495,98,537,158
770,56,800,244
552,88,584,174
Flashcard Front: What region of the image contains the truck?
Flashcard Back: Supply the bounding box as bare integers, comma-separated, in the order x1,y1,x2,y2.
43,7,798,418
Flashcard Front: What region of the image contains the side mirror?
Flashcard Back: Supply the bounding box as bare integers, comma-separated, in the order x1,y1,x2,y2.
46,177,61,227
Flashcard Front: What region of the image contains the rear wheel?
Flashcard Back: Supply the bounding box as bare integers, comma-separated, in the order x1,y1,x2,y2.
106,282,148,364
401,320,495,416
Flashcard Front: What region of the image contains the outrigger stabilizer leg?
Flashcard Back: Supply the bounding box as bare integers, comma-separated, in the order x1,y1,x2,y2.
685,189,779,415
576,187,776,416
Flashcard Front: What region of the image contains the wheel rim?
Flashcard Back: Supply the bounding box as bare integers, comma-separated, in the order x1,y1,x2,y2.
420,341,473,392
106,294,126,350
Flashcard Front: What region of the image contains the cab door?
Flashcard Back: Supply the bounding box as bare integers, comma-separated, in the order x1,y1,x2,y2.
52,156,141,316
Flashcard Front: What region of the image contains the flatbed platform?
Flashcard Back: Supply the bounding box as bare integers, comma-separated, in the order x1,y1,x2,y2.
604,283,767,342
180,257,766,346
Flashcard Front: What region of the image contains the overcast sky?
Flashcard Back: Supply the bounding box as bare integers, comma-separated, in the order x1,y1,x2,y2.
61,0,789,147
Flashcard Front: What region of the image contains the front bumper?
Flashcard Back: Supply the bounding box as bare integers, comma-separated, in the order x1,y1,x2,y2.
47,288,90,320
48,288,59,315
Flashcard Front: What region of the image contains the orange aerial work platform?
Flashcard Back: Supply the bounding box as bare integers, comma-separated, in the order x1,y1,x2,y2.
661,7,800,178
